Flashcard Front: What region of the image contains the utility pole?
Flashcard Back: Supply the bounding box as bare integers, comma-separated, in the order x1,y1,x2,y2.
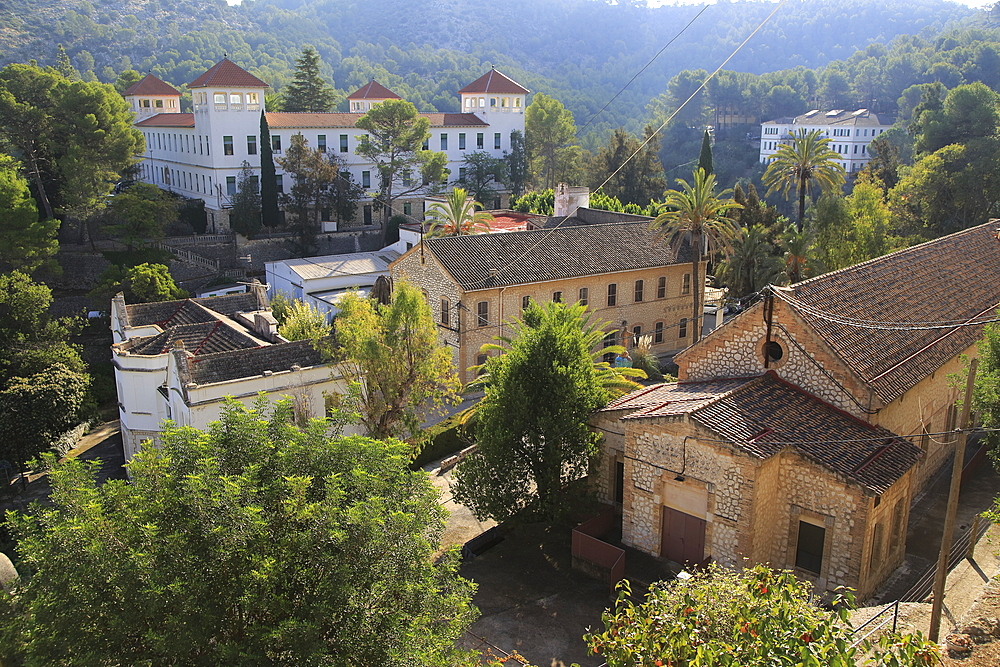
929,357,978,642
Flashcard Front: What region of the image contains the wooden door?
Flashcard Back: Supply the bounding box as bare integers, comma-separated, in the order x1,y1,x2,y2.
660,506,706,565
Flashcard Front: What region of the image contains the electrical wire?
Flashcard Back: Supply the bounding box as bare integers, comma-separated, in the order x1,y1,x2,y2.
770,287,1000,331
454,0,789,292
578,4,711,134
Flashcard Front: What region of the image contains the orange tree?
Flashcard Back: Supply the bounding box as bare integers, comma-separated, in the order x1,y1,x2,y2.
585,564,940,667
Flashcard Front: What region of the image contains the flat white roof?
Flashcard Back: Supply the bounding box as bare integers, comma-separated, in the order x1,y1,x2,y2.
271,250,400,282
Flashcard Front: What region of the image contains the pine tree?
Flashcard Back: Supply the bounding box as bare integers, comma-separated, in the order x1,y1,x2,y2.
282,46,337,113
54,44,77,80
229,161,262,238
698,129,713,175
259,111,281,228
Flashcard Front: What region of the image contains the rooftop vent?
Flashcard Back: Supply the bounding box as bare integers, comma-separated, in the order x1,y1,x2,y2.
804,109,819,117
826,109,843,117
851,108,868,116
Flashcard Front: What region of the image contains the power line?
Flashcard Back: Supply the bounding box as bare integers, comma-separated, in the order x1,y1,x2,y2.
458,0,788,291
578,3,711,134
770,287,1000,331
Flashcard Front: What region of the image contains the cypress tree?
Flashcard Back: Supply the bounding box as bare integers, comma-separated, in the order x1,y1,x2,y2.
54,45,77,80
259,111,281,228
698,129,713,176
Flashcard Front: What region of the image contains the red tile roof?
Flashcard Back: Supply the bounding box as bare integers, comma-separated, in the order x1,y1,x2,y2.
423,113,489,127
188,58,268,89
134,113,195,128
346,80,401,100
263,111,486,129
458,69,530,95
607,374,921,494
122,74,179,97
265,112,362,128
784,222,1000,403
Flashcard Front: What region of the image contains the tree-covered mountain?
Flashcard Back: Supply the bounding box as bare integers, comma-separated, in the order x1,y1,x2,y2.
0,0,977,141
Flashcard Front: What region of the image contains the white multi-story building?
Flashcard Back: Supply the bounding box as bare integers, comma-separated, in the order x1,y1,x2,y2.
759,109,893,174
124,59,529,231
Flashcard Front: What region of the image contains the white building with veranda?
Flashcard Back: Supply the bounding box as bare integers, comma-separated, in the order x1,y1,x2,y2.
759,108,893,174
123,59,529,232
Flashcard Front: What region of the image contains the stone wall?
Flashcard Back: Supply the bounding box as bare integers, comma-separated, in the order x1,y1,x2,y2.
393,253,705,384
677,299,872,418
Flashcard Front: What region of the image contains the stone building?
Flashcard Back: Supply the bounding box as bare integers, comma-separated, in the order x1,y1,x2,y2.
594,221,1000,597
390,212,703,384
111,285,347,461
592,374,921,600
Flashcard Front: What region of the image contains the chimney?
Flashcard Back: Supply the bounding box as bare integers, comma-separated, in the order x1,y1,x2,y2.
554,183,590,217
254,311,279,341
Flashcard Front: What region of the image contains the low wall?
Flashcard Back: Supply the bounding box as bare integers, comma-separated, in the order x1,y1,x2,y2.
572,505,625,593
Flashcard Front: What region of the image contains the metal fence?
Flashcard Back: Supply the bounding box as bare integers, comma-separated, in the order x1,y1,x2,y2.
901,517,991,603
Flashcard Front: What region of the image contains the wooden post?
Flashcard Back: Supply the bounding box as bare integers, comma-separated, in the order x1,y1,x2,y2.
929,357,978,643
967,515,981,561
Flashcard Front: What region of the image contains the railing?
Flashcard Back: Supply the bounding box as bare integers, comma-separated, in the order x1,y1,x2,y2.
901,517,991,602
850,600,899,648
150,241,220,272
572,506,625,593
162,234,234,246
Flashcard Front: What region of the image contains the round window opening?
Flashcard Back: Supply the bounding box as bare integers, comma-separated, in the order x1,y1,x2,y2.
764,340,784,363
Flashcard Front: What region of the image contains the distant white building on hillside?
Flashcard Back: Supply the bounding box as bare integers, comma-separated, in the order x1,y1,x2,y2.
759,109,893,173
123,60,529,231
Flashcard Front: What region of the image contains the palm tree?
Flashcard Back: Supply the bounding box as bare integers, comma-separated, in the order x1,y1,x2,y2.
425,187,494,237
762,128,846,232
650,167,741,344
715,224,783,299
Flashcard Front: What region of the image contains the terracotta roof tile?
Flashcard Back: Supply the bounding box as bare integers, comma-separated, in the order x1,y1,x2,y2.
187,339,327,385
346,80,401,100
188,58,268,89
613,374,921,494
134,113,195,128
458,69,530,95
421,220,682,291
786,222,1000,403
265,112,361,128
125,293,260,328
128,321,261,356
122,74,179,97
423,113,489,127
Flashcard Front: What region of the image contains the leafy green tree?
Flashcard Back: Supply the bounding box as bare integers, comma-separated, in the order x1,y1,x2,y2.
334,279,460,440
506,129,529,199
125,263,186,303
890,138,1000,236
458,150,507,207
512,188,554,215
588,126,666,207
715,224,782,299
697,129,713,175
972,314,1000,468
0,271,84,386
585,563,940,667
763,128,846,232
732,183,783,238
810,193,854,271
103,182,177,249
649,68,710,128
355,99,447,242
279,299,331,341
779,224,818,285
912,82,1000,156
278,133,340,256
229,161,262,239
524,92,577,189
260,111,281,229
859,136,901,193
651,168,741,344
452,301,640,521
281,46,337,112
113,69,142,95
0,155,59,274
0,398,478,667
425,187,493,237
0,363,88,485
